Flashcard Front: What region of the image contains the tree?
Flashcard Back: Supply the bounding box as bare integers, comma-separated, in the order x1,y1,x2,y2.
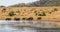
9,0,60,7
31,0,60,6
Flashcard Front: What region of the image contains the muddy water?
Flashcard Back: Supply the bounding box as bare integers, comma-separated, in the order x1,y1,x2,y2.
0,20,38,32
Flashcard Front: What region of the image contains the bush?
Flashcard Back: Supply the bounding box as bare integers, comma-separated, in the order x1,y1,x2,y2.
34,11,37,13
37,17,42,20
54,8,58,11
49,12,52,14
2,8,6,13
14,18,20,21
27,17,33,20
16,11,20,13
35,13,37,16
5,18,11,20
22,18,26,20
9,11,15,16
38,12,46,16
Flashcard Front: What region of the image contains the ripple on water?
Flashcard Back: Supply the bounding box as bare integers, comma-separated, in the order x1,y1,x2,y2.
0,20,38,32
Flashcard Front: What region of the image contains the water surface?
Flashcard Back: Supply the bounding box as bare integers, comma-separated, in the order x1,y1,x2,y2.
0,20,38,32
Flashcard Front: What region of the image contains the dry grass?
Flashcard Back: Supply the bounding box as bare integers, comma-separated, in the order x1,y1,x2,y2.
0,7,60,20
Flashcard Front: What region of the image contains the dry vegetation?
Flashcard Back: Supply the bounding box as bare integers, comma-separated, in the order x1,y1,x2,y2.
0,7,60,20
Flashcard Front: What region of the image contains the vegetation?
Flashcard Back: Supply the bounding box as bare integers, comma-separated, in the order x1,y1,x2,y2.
2,8,6,13
9,11,15,16
54,8,58,11
49,8,58,14
34,11,37,13
5,18,11,20
37,17,42,20
27,17,33,20
49,12,52,14
0,0,60,7
0,6,5,7
38,12,46,16
9,0,60,7
22,18,26,20
31,0,60,6
10,3,32,7
14,18,20,20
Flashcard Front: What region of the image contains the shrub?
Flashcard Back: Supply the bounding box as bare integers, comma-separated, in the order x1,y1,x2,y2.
30,8,35,11
3,8,6,10
49,12,52,14
27,17,33,20
54,8,58,11
22,18,26,20
2,8,6,13
34,11,37,13
51,10,54,12
16,10,20,13
37,17,42,20
14,18,20,21
35,13,37,16
5,18,11,20
38,12,46,16
9,11,15,16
